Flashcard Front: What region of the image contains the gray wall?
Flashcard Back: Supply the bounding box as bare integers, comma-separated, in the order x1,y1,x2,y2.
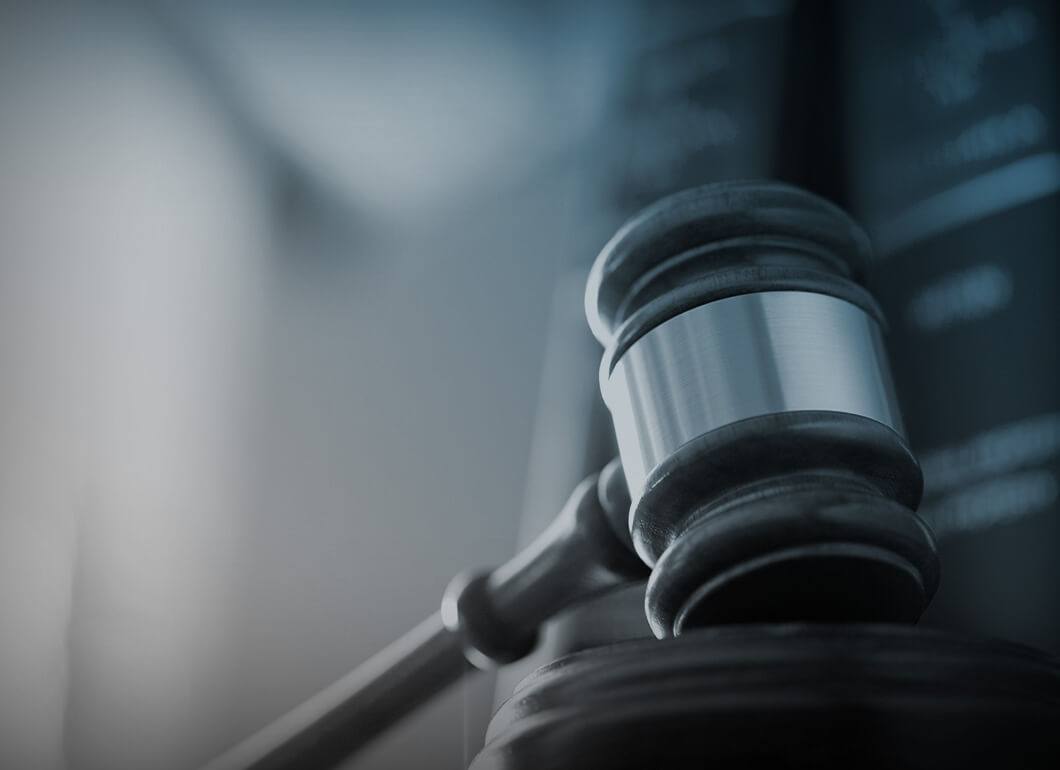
0,2,622,768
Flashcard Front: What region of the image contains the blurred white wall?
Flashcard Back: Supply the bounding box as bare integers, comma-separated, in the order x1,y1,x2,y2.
0,4,270,769
0,2,619,769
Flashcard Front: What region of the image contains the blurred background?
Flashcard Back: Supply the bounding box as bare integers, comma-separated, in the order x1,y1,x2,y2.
0,1,1055,769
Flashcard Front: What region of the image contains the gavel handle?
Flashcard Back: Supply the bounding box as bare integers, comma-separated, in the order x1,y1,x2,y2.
201,460,645,770
202,613,470,770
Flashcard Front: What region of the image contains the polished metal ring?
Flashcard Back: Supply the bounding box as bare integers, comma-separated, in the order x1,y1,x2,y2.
602,290,905,501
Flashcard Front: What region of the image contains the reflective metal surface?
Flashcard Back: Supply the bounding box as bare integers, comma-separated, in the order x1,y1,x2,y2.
603,291,904,499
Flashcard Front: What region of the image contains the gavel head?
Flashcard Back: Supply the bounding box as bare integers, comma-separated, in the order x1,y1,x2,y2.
586,181,939,638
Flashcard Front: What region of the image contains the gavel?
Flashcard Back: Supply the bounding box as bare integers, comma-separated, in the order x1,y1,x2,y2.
204,181,1059,770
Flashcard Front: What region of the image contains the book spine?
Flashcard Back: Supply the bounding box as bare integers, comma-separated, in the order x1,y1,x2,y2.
843,0,1059,652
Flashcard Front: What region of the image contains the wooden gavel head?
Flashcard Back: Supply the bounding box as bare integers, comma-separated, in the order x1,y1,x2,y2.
585,180,939,636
